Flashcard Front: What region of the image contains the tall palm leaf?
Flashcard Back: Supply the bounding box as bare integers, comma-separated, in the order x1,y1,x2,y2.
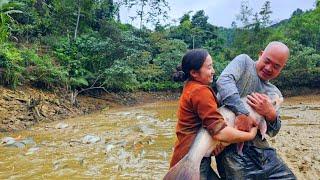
0,0,23,42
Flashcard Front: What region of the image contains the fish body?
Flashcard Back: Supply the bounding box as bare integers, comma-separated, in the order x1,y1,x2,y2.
164,93,282,180
164,128,218,180
218,99,267,155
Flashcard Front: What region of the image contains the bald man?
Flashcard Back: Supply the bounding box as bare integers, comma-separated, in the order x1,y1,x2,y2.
215,42,296,179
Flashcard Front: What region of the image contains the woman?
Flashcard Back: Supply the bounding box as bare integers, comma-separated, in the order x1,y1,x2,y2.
170,49,257,179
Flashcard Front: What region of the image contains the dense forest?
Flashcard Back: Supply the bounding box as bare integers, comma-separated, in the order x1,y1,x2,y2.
0,0,319,98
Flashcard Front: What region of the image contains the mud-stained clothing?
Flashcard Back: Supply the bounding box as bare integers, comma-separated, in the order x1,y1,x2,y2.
170,80,227,168
216,144,296,180
216,54,296,179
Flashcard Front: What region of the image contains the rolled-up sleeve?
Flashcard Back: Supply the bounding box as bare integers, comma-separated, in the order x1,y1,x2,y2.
190,86,227,136
266,112,281,137
265,88,283,137
222,94,250,115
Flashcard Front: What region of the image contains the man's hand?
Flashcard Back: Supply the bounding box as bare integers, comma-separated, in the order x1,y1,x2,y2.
247,92,277,121
235,114,258,132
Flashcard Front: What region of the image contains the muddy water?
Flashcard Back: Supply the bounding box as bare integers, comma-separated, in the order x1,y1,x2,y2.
0,95,320,179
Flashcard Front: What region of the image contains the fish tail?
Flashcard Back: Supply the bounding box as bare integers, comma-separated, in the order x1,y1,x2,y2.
259,120,268,140
164,156,199,180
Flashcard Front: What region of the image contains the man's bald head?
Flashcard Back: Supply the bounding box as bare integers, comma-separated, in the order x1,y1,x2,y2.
264,41,290,62
256,41,290,81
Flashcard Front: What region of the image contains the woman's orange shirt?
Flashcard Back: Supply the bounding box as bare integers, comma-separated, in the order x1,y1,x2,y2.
170,80,227,168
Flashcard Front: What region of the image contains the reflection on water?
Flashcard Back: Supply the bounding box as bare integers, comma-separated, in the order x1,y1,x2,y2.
0,97,319,179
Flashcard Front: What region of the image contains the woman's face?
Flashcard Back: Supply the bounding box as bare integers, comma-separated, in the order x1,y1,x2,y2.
192,55,215,85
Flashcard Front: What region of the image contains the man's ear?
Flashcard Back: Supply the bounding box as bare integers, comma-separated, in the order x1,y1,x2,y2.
259,50,263,57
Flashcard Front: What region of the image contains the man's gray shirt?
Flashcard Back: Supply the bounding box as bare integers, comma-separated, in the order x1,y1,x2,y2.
216,54,282,148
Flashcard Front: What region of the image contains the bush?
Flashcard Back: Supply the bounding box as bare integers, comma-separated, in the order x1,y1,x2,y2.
153,39,187,81
134,64,165,83
0,43,24,88
273,68,320,89
271,39,320,90
103,61,138,92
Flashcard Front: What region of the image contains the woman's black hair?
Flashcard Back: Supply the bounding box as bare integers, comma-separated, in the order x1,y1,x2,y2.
173,49,209,82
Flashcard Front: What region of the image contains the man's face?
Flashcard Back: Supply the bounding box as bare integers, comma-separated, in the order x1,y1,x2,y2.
256,48,288,81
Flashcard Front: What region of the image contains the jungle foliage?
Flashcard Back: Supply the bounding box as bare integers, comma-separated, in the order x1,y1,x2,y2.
0,0,319,93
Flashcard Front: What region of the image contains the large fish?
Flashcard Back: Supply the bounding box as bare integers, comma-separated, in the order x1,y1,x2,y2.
164,92,283,180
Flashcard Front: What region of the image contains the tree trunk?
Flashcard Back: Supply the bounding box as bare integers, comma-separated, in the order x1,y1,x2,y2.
139,2,145,29
192,36,195,49
70,90,79,107
74,0,81,40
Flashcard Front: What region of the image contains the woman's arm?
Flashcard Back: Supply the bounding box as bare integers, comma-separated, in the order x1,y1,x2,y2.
190,85,257,144
212,126,257,143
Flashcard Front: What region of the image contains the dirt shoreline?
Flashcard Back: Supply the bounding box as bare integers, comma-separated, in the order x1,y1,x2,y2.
0,86,180,132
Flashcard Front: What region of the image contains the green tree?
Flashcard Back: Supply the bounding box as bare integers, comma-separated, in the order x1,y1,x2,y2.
291,8,303,17
10,0,54,42
236,0,253,28
169,16,193,48
273,39,320,88
51,0,95,40
103,60,138,91
285,7,320,51
0,0,23,43
259,1,272,27
122,0,169,29
153,39,187,81
179,11,192,24
191,10,208,28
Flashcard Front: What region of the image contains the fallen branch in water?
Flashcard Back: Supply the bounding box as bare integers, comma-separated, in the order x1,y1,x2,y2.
70,74,109,106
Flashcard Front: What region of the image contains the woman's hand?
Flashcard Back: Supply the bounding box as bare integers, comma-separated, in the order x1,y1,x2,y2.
246,126,258,141
213,126,258,143
212,127,257,156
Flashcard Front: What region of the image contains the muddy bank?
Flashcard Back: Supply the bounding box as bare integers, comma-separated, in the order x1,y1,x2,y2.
0,86,179,132
267,94,320,179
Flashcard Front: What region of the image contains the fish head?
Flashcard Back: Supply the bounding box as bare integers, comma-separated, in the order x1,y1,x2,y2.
266,92,283,111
